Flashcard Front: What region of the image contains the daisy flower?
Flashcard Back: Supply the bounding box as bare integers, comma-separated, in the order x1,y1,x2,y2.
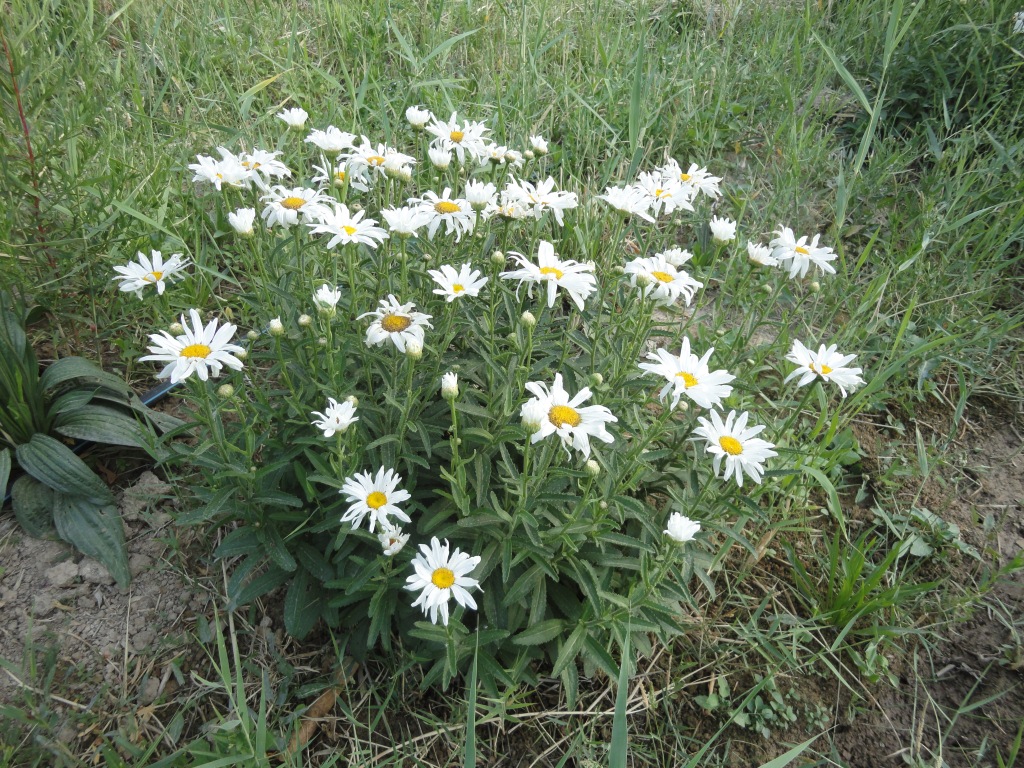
638,337,735,410
381,206,429,238
441,371,459,400
664,512,701,543
598,185,655,222
529,135,549,155
406,105,433,130
522,373,617,459
112,250,190,298
769,226,837,279
405,537,481,626
623,254,703,307
480,142,511,166
347,140,416,179
378,525,410,556
339,467,411,532
693,410,777,487
784,340,865,397
412,188,476,241
240,148,291,185
277,107,308,129
139,308,245,384
660,247,694,268
310,397,358,437
428,262,488,302
314,283,342,314
188,147,252,190
709,215,737,243
359,295,433,353
425,112,490,164
464,179,497,212
228,208,257,236
427,146,452,170
634,171,694,217
661,160,722,199
304,126,356,155
260,185,332,229
503,177,579,225
501,241,596,311
746,241,778,267
311,158,370,192
307,203,389,249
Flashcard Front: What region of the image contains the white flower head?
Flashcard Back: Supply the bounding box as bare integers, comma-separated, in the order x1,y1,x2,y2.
635,171,694,218
746,241,778,267
428,146,453,170
378,525,410,556
464,179,498,212
112,250,190,298
188,147,252,191
412,188,476,241
709,215,737,243
240,149,291,184
260,185,332,229
522,373,617,458
664,512,701,543
425,112,491,164
228,208,257,236
307,203,389,249
529,135,549,155
659,248,694,268
770,226,837,279
139,308,245,384
623,254,703,307
428,262,489,302
381,205,430,238
405,537,481,625
501,241,596,311
693,410,778,487
784,340,865,397
277,107,308,129
598,185,655,222
638,337,735,410
406,105,433,129
441,371,459,401
311,158,370,192
304,126,356,155
359,295,433,353
662,159,722,199
310,397,358,437
314,284,343,313
502,177,578,226
340,467,412,532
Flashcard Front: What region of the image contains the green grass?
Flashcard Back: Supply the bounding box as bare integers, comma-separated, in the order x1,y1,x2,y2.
2,0,1023,765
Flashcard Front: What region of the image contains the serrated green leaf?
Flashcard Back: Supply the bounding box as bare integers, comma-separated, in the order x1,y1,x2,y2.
16,434,113,505
11,475,56,538
511,618,563,646
52,492,130,587
551,622,588,677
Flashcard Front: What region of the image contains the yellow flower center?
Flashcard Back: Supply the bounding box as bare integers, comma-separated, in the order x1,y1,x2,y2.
675,371,698,388
452,283,465,293
680,173,691,182
367,155,386,166
651,270,674,283
809,363,833,375
335,171,346,181
655,188,670,198
381,314,413,333
145,271,163,282
719,436,744,455
180,343,211,359
281,196,307,210
242,160,261,169
366,491,388,509
434,201,461,214
795,246,809,255
539,266,564,280
548,405,582,429
449,130,465,142
431,567,456,589
343,225,357,236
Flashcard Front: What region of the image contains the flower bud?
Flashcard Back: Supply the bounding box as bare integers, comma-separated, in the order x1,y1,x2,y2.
810,281,821,293
298,314,312,327
345,395,359,408
585,459,600,477
217,384,235,398
520,310,537,328
490,250,505,267
589,372,604,387
441,371,459,401
406,340,423,360
318,336,328,346
234,348,248,361
169,322,184,335
524,149,535,160
634,272,653,287
268,317,285,336
599,500,608,510
247,330,259,341
520,400,546,433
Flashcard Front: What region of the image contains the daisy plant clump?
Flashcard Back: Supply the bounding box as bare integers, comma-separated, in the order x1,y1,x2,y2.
129,106,874,690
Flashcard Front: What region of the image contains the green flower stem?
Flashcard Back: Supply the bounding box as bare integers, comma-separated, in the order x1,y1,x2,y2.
395,355,417,458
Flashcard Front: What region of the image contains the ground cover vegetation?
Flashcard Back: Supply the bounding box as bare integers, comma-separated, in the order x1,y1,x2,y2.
1,0,1022,765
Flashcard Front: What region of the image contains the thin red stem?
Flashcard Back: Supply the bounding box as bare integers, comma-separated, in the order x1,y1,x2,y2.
1,22,53,269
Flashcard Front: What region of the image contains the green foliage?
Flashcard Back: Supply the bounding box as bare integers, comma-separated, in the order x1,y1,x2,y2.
0,293,180,585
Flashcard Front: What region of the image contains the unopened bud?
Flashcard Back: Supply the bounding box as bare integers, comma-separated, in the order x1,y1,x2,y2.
599,500,608,510
247,330,259,341
318,336,328,346
589,373,604,387
298,314,312,327
346,395,359,407
520,311,537,328
169,322,184,335
810,281,821,293
441,372,459,401
217,384,235,398
635,272,653,287
490,251,505,267
524,150,535,160
406,340,423,360
268,317,285,336
585,459,600,477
